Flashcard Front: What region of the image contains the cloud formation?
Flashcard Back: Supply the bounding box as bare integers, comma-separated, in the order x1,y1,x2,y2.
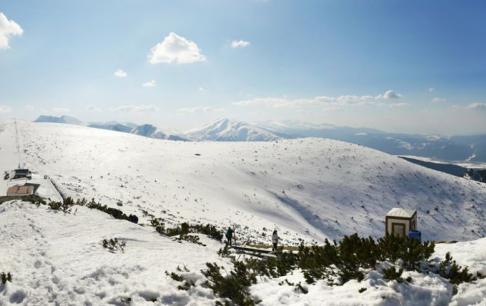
142,80,156,87
381,90,401,99
0,12,23,49
178,106,224,113
466,102,486,111
231,40,251,48
0,105,12,113
432,97,447,103
233,90,403,109
114,69,127,78
51,107,70,114
114,105,159,112
148,32,206,64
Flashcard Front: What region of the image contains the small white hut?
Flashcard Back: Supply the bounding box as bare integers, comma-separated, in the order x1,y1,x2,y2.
385,208,417,238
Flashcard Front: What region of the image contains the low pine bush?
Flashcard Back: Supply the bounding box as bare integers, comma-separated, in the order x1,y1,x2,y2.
0,272,12,284
202,262,257,306
102,238,126,253
87,200,138,224
152,220,223,243
439,252,475,285
383,266,404,282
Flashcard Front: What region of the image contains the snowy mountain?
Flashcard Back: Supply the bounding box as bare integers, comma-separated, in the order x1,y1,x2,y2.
87,122,135,133
184,118,281,141
130,124,187,141
262,121,486,163
34,115,83,125
1,120,486,305
2,120,485,242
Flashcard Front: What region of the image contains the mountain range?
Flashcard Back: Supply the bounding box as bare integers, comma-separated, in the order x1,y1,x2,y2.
33,115,486,163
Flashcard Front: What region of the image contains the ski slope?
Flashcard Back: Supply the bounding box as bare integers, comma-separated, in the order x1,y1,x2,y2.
0,120,485,243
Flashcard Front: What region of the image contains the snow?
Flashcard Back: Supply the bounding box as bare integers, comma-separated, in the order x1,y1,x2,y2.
0,120,485,305
250,239,486,306
184,118,280,141
387,208,416,218
1,120,485,243
0,200,228,305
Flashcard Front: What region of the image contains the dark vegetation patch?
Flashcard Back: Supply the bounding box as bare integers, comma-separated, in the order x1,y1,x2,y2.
0,195,45,205
170,234,479,306
151,218,223,245
46,197,139,224
0,272,12,285
102,238,126,253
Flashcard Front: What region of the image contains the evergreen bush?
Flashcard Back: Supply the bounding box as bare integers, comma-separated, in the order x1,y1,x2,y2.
0,272,12,284
383,266,404,282
102,238,126,253
439,252,475,285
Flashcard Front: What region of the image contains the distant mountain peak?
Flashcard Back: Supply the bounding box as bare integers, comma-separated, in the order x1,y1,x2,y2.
34,115,83,125
184,118,280,141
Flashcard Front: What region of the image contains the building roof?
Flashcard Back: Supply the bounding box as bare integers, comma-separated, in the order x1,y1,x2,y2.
7,184,35,196
386,208,416,218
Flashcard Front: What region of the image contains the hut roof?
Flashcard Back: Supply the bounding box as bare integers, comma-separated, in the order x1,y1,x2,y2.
386,208,416,218
6,184,37,196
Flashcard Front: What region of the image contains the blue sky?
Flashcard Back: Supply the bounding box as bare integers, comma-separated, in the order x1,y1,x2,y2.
0,0,485,134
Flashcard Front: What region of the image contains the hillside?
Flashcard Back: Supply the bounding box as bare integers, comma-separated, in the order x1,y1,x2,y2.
262,121,486,163
0,199,484,305
1,120,485,242
184,118,281,142
1,120,486,305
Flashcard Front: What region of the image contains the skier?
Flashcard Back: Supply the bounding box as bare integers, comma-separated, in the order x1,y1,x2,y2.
272,229,279,252
225,227,234,247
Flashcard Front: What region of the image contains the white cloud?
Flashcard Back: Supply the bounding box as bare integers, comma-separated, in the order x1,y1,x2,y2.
389,102,409,108
114,69,127,78
24,105,35,112
114,105,159,112
51,107,70,114
142,80,156,87
87,105,102,112
466,102,486,111
231,40,251,48
148,32,206,64
381,90,401,99
428,87,435,93
0,105,12,113
0,12,23,49
432,97,447,103
178,106,224,113
233,90,403,110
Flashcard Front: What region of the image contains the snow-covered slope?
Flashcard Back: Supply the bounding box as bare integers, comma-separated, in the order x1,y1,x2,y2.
184,118,281,141
1,120,485,243
0,200,227,305
1,199,484,305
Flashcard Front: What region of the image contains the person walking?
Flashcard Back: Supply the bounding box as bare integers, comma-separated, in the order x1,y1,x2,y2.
225,227,234,247
272,230,279,252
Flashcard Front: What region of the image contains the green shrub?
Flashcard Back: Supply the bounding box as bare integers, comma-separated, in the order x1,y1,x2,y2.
153,220,223,242
383,266,403,282
102,238,126,253
202,262,257,306
48,201,73,213
87,200,138,224
0,272,12,284
439,252,475,285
